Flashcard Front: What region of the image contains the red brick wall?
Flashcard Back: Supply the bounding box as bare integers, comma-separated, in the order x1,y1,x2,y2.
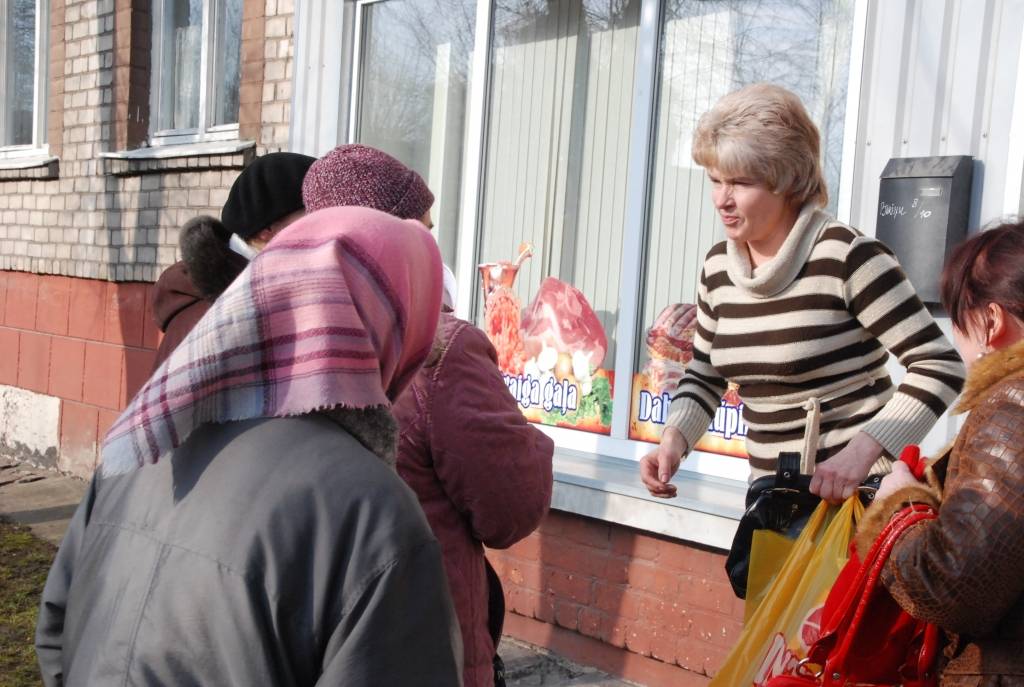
0,270,160,476
113,0,152,151
238,0,266,142
488,510,745,686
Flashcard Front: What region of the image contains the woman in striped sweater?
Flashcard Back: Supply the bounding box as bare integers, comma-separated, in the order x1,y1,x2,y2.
639,84,965,502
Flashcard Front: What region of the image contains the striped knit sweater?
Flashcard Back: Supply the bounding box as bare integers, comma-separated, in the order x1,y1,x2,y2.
666,205,966,474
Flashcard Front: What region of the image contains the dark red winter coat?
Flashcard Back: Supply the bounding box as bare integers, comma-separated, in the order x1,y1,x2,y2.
151,261,210,369
392,313,554,687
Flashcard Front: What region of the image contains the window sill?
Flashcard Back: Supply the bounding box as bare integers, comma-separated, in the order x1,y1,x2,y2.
99,140,256,176
551,449,744,551
0,155,59,181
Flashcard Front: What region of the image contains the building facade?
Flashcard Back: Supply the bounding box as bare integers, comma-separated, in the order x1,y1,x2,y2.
2,0,1024,684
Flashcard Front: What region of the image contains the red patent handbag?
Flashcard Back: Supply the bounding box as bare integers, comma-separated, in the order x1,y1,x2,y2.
766,500,940,687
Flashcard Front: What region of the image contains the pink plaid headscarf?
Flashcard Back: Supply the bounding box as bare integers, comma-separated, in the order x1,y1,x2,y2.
101,206,443,475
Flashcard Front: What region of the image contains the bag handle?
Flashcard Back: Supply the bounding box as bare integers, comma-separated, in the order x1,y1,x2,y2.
815,505,937,678
800,398,821,475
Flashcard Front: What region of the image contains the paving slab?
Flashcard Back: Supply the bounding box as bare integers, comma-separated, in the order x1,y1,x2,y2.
0,456,87,545
501,637,635,686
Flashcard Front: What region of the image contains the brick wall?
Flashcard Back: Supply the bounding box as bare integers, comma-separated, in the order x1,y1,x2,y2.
0,272,160,477
488,511,745,686
258,0,294,150
0,0,295,282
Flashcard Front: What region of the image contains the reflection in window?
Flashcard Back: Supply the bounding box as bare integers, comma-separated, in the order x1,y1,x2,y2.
629,0,855,446
155,0,203,132
212,0,242,127
1,0,38,147
641,0,854,354
151,0,242,139
355,0,476,266
475,0,641,435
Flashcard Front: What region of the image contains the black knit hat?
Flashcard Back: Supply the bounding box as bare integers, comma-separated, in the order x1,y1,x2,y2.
221,152,317,239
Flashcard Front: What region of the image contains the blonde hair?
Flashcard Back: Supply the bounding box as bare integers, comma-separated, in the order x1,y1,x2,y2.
691,83,828,208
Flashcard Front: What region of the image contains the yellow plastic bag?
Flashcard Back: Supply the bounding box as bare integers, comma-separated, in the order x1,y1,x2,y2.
710,496,864,687
745,529,798,622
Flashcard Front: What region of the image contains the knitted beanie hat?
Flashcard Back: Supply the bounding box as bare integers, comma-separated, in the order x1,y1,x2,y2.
221,152,317,239
302,144,435,220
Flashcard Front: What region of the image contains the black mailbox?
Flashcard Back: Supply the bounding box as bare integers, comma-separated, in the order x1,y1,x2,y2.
876,156,973,304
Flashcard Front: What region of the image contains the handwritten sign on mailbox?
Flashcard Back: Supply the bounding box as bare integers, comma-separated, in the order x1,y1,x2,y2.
876,156,973,304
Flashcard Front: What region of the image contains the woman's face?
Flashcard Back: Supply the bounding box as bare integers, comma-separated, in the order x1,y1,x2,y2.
708,168,794,245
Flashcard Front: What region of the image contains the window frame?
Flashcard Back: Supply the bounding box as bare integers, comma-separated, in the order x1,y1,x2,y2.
0,0,49,159
149,0,241,147
340,0,868,483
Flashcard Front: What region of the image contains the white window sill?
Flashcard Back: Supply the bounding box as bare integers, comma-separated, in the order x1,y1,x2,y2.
99,139,255,161
0,154,57,170
100,140,256,176
0,154,59,180
551,449,745,550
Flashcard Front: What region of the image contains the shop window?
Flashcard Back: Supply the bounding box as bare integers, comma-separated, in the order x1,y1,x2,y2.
352,0,476,266
475,0,641,436
629,0,856,457
343,0,860,473
0,0,47,156
150,0,242,145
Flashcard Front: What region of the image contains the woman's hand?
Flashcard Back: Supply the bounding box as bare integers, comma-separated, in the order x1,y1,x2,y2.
874,461,919,503
639,426,687,498
809,432,884,503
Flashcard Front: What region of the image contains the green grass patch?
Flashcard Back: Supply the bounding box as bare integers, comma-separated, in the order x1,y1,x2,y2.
0,520,55,687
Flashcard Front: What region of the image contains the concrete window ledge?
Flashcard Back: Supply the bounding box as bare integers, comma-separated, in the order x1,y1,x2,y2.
0,155,60,182
100,140,256,176
551,449,745,550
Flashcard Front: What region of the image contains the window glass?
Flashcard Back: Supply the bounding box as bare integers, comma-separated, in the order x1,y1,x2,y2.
211,0,242,127
475,0,641,436
152,0,241,137
629,0,856,455
355,0,477,266
154,0,203,132
2,0,36,146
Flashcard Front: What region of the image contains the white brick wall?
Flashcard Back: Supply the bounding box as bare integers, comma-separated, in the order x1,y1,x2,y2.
0,0,295,282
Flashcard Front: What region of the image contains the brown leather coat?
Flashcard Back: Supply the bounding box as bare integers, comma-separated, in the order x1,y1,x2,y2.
860,340,1024,685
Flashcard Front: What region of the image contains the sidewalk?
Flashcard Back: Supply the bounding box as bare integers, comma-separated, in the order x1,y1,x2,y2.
0,456,635,686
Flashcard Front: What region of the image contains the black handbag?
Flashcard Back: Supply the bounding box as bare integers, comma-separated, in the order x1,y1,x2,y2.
724,452,883,599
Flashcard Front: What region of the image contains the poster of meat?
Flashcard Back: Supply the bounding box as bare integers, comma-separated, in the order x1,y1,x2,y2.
480,246,614,435
629,303,748,459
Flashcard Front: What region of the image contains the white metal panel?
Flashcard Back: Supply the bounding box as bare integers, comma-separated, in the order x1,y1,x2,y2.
901,0,947,153
941,2,988,156
454,0,493,319
289,0,348,155
1006,23,1024,214
977,0,1024,225
849,0,912,233
850,0,1024,236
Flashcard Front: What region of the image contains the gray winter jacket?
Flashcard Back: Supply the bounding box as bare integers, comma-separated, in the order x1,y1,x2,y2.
35,414,463,686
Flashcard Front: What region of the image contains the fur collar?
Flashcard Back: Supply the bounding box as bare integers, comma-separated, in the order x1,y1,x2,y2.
854,340,1024,557
322,406,398,465
855,465,943,561
956,339,1024,414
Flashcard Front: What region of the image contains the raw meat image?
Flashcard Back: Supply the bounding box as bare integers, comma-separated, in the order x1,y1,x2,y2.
522,277,608,370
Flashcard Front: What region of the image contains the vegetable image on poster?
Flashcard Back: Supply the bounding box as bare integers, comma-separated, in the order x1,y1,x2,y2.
480,244,614,434
629,303,748,458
